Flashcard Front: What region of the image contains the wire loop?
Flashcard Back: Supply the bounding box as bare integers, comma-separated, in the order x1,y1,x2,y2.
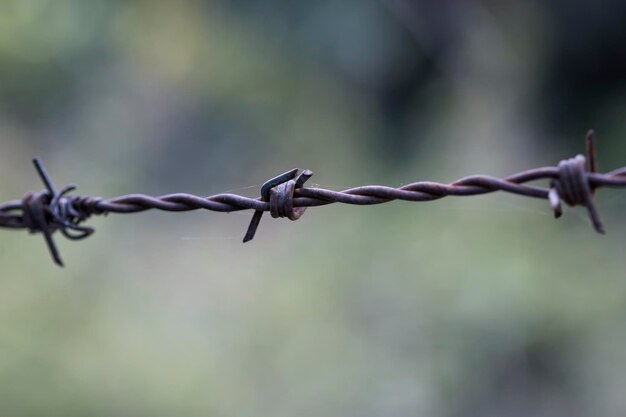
269,170,313,220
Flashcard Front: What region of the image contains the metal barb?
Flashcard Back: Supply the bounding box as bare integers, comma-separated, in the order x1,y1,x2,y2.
21,158,95,266
1,131,626,267
548,132,605,234
33,157,57,196
243,168,299,243
586,129,598,193
31,158,64,267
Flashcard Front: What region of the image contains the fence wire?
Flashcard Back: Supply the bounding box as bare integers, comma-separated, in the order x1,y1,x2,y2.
1,130,626,266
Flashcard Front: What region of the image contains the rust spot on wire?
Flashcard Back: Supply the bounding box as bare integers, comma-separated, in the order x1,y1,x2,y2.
1,131,626,267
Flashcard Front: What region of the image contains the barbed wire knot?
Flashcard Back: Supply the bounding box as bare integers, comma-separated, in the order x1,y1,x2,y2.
243,168,313,242
23,159,95,266
548,130,605,233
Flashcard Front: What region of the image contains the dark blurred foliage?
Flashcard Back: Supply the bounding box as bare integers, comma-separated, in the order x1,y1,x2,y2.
0,1,115,123
540,0,626,139
3,0,626,156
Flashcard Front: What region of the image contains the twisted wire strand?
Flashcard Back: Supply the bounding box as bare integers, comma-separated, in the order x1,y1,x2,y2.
1,131,626,267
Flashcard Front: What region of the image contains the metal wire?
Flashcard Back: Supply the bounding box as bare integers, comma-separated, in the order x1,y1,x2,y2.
1,130,626,267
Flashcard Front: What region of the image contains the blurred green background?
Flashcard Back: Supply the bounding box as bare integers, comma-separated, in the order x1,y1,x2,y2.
1,1,626,416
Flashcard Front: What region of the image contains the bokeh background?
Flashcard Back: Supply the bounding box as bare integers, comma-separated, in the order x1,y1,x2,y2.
1,1,626,416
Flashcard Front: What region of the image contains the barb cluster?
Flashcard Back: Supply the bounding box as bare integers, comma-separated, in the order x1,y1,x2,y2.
1,130,625,267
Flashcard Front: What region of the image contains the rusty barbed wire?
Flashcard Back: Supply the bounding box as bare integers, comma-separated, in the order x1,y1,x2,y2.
1,130,626,267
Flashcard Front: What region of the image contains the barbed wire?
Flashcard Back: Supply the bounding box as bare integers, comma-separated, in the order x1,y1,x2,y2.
1,130,626,267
